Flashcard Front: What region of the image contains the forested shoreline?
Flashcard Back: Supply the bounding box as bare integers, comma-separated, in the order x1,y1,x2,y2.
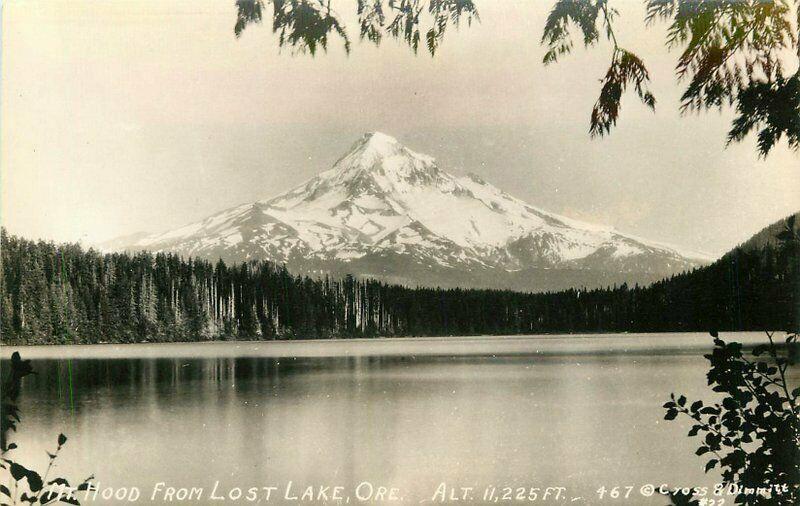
1,227,796,345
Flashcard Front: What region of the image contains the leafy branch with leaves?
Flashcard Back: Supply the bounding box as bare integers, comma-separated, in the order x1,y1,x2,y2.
1,353,93,505
542,0,800,156
541,0,657,136
663,331,800,505
662,219,800,505
234,0,478,55
233,1,798,157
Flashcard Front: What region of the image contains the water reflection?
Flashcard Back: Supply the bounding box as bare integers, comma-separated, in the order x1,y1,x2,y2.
1,338,759,504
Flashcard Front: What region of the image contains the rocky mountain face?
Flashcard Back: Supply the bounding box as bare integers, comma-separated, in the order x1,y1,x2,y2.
108,132,710,291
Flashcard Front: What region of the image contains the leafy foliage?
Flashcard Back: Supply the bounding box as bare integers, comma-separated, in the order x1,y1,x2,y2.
663,331,800,505
236,0,350,55
422,0,479,55
234,0,265,38
591,48,656,136
234,0,477,55
232,1,797,156
654,0,798,157
0,353,94,505
542,0,657,137
544,0,800,156
357,0,387,44
541,0,604,64
662,223,800,505
728,71,800,155
0,353,33,453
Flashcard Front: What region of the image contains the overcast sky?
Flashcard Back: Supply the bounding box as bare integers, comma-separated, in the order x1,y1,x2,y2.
2,0,798,257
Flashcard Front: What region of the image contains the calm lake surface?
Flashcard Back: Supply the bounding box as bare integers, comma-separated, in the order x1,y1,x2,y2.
1,333,789,504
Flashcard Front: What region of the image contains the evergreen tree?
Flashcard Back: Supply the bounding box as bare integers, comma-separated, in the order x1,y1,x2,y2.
0,224,796,345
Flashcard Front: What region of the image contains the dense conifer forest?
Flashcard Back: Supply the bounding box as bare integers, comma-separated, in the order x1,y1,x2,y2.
1,226,796,345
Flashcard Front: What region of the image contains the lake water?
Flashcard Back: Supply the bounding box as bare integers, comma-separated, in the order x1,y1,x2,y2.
0,333,788,504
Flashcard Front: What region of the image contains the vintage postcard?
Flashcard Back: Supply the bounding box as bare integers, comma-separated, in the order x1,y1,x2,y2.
1,1,799,505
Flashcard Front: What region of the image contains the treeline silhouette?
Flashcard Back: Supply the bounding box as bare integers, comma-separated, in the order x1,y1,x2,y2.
1,227,796,345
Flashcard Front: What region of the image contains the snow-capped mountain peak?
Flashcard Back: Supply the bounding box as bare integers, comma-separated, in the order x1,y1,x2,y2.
343,132,414,163
115,133,710,292
309,131,444,195
339,132,435,170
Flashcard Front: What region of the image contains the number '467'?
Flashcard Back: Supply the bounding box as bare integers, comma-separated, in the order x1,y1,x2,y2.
596,486,633,500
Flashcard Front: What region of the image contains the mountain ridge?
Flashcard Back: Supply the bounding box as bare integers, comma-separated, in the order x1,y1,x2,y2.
103,132,711,291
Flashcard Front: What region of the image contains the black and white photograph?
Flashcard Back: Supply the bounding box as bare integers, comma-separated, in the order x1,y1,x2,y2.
1,0,799,504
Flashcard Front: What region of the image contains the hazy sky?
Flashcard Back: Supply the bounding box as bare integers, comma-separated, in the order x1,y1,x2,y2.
2,0,798,257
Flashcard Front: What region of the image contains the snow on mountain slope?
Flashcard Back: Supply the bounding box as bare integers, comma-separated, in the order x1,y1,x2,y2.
118,132,710,291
